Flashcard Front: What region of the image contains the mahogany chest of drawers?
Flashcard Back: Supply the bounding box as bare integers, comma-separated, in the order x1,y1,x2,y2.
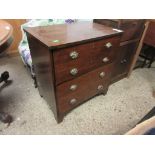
24,22,122,123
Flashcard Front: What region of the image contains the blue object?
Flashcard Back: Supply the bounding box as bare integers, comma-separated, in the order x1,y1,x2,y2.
144,128,155,135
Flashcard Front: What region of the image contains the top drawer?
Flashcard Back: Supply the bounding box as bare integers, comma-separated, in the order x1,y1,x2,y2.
53,36,120,85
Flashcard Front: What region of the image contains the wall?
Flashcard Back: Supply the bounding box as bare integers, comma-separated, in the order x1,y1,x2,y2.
4,19,26,55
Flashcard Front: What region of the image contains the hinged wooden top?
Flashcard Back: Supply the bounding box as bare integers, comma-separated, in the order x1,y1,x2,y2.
24,21,123,50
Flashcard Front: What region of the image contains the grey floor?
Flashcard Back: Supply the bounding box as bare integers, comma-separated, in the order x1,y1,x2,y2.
0,56,155,135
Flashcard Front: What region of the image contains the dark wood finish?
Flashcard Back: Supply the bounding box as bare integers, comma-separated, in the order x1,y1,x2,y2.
112,42,138,82
94,19,145,83
139,21,155,68
26,33,58,121
128,21,149,76
24,22,122,50
94,19,145,42
24,21,122,123
144,21,155,48
119,20,145,42
56,63,113,114
54,36,120,84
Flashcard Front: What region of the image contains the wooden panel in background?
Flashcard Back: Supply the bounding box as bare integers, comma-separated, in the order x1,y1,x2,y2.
4,19,26,55
128,21,149,76
143,21,155,47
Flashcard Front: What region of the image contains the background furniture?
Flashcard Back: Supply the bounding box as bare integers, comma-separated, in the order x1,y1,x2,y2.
0,20,13,53
143,21,155,47
139,21,155,68
0,20,13,123
25,22,122,123
126,114,155,135
93,19,145,82
3,19,26,56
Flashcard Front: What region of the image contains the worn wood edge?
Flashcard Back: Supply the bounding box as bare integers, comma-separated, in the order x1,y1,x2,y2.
127,21,150,77
25,28,122,51
125,116,155,135
49,33,123,50
120,39,140,46
24,23,123,50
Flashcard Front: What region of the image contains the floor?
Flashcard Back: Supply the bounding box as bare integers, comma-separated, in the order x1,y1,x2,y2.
0,56,155,135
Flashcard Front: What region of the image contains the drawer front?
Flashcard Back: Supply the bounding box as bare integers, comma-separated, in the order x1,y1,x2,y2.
56,63,113,114
53,36,120,85
113,42,138,78
120,20,145,42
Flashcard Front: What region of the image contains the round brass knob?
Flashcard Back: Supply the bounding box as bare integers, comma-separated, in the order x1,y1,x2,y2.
70,51,79,59
70,98,77,105
70,84,77,91
102,57,109,63
123,59,127,63
105,42,112,48
99,72,105,78
121,59,127,64
70,68,78,76
97,85,104,91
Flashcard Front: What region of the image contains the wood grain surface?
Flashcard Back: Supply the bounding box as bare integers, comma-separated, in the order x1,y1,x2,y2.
56,63,113,114
54,36,120,84
4,19,26,55
0,20,13,46
24,21,122,49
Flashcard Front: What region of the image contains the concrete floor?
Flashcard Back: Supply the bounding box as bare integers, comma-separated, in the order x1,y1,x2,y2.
0,56,155,135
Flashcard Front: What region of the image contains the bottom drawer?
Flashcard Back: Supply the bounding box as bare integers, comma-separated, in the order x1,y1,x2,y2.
56,63,114,114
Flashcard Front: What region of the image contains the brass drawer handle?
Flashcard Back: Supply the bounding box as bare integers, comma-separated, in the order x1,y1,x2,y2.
102,57,109,63
97,85,104,91
121,59,127,64
70,68,78,76
70,84,77,91
70,51,79,59
70,98,77,105
105,42,112,48
99,72,105,78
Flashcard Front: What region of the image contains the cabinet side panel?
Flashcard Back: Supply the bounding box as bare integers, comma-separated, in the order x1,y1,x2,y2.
26,33,58,120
